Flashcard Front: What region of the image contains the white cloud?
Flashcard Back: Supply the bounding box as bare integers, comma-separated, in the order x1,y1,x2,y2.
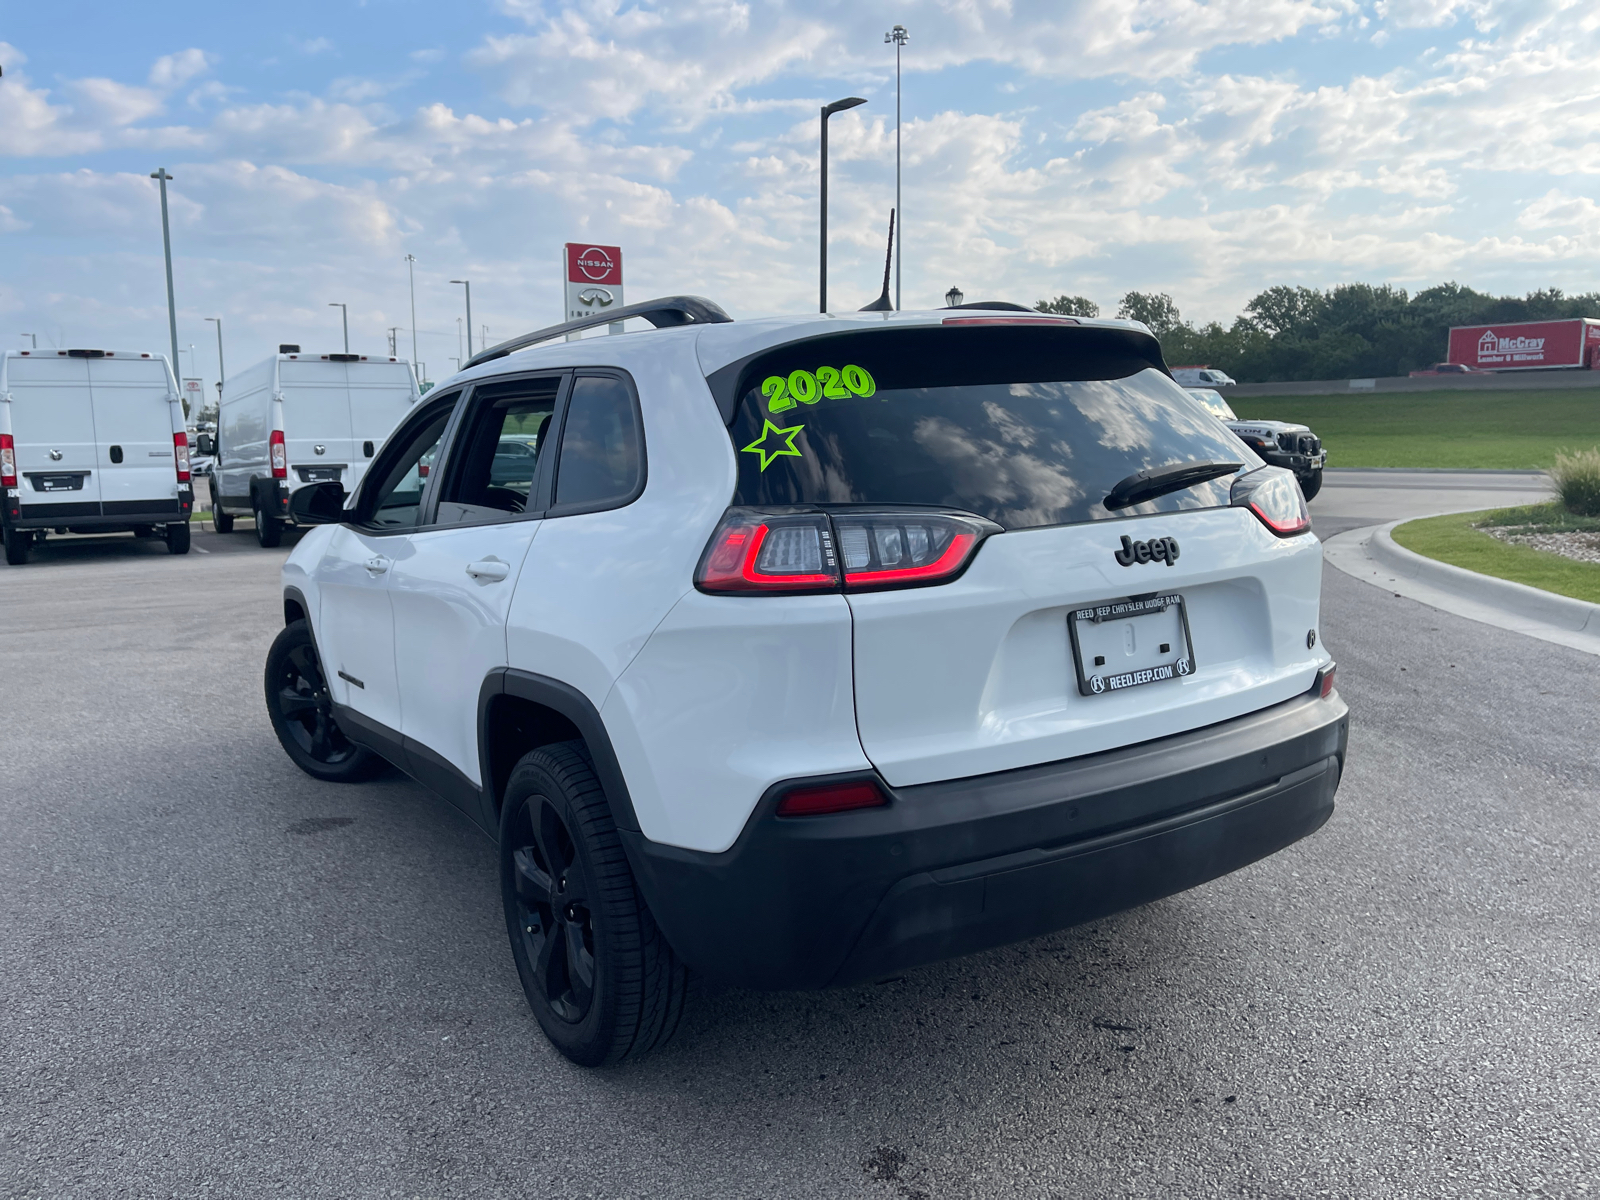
149,49,213,89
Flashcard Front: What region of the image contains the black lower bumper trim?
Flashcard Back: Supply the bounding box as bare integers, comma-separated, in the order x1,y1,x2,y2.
623,692,1348,991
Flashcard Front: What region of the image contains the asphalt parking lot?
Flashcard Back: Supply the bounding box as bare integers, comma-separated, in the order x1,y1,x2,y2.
2,472,1595,1198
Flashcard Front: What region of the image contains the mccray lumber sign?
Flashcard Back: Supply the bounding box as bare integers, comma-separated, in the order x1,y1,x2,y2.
1447,318,1600,371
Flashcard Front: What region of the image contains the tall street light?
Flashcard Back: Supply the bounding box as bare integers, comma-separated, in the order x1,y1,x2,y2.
450,280,473,357
204,316,224,391
21,333,37,348
884,25,909,310
328,303,349,352
404,254,418,368
820,96,867,313
150,168,181,378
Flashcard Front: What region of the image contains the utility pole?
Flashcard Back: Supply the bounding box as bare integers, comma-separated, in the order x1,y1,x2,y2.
328,303,348,352
150,168,181,378
820,97,867,312
21,334,37,348
205,317,224,389
885,25,909,310
387,327,399,357
404,254,418,366
450,280,473,357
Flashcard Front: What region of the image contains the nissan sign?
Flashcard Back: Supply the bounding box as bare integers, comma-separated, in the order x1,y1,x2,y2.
564,243,624,326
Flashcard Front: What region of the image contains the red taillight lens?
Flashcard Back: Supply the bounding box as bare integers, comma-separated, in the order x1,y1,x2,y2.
0,434,15,488
941,315,1079,327
1313,662,1337,698
695,512,840,594
834,510,995,591
775,778,888,817
173,431,191,483
696,507,997,596
1231,466,1309,537
270,429,287,479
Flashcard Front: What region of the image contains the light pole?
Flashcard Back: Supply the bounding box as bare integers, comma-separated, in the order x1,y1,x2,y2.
404,254,418,366
150,168,181,378
820,96,867,313
21,333,36,348
450,280,473,357
456,316,463,364
945,286,964,308
205,316,224,390
387,327,399,357
328,302,348,352
884,25,909,310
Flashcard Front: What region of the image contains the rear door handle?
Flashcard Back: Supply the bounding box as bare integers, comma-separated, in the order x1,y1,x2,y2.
466,559,510,582
365,555,390,575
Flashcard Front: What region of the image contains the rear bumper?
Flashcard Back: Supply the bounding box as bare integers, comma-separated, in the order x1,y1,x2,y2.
623,691,1348,990
9,492,191,530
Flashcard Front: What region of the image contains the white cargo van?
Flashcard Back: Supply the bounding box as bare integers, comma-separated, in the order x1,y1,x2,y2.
1,348,194,566
211,347,419,547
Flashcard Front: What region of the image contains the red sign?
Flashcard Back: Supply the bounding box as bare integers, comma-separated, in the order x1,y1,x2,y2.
565,244,622,286
1446,319,1599,371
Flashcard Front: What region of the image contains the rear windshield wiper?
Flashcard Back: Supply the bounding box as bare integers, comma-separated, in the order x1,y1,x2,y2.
1103,460,1243,511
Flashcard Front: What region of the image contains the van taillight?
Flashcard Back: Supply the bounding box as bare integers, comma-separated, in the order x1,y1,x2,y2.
173,431,191,483
0,434,15,487
695,508,997,595
270,430,287,479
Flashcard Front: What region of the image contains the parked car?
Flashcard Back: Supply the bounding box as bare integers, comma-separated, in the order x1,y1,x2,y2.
1408,362,1482,377
0,348,194,565
211,346,419,547
265,298,1348,1065
1186,387,1327,501
1171,365,1236,387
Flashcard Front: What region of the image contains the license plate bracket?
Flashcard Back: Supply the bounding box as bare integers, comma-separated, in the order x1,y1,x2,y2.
1068,593,1196,697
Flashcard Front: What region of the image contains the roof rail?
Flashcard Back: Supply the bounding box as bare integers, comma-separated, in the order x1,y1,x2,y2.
463,295,733,370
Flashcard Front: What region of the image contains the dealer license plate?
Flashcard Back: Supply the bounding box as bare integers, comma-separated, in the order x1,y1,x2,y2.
34,474,86,492
1068,593,1196,697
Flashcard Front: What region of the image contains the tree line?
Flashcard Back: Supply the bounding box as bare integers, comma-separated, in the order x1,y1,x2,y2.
1035,284,1600,382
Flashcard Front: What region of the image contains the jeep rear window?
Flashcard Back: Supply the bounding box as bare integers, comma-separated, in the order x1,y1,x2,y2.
723,326,1256,530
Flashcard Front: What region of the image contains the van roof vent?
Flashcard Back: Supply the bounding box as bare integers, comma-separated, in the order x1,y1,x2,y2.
279,344,301,354
66,349,107,358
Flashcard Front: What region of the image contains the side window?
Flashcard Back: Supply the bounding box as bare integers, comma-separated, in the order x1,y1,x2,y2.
361,404,453,530
554,375,643,510
434,379,560,525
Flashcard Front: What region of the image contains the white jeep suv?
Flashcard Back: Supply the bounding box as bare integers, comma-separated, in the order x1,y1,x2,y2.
266,297,1348,1066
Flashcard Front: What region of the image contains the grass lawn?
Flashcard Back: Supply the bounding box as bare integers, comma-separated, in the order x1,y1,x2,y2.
1233,388,1600,468
1390,505,1600,604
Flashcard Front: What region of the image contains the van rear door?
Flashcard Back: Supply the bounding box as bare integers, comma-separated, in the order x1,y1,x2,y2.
343,361,416,494
279,360,357,488
8,355,102,515
88,356,177,516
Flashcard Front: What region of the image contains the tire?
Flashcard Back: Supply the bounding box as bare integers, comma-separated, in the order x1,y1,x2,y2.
263,619,380,782
1299,468,1323,502
500,742,687,1066
165,521,191,555
3,527,29,566
213,506,234,534
254,499,283,548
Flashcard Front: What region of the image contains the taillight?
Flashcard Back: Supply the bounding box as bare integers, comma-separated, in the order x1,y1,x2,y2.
173,431,191,483
775,778,888,817
270,429,287,479
695,511,840,594
695,508,997,596
833,510,995,591
1231,466,1309,537
0,434,15,488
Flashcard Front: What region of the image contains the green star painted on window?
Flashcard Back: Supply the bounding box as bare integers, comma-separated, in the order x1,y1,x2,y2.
741,419,805,471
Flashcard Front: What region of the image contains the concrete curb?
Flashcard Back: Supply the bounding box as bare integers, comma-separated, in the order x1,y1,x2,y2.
1322,520,1600,657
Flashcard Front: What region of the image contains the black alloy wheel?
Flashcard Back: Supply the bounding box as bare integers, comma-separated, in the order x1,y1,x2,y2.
263,619,377,782
508,796,599,1024
499,743,687,1066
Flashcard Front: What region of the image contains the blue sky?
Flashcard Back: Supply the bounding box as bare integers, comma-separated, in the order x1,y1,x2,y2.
3,0,1599,386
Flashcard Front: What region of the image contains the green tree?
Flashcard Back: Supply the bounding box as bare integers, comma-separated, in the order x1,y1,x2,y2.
1116,291,1182,336
1035,294,1099,317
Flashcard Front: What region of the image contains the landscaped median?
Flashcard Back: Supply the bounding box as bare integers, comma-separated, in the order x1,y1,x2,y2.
1390,504,1600,605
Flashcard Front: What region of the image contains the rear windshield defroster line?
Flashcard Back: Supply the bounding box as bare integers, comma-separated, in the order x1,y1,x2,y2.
719,326,1260,532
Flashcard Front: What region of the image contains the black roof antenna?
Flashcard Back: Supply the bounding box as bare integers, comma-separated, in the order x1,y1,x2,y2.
859,209,896,312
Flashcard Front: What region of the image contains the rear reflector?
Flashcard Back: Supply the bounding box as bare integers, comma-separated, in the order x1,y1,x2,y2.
775,779,888,817
1231,466,1310,537
0,434,15,488
270,429,287,479
1313,662,1337,698
173,431,191,483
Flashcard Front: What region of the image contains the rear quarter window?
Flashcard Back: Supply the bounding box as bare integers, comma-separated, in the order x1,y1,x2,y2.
721,325,1257,530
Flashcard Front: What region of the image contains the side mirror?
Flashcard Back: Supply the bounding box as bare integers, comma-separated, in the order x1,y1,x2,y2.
194,432,215,456
289,481,347,525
